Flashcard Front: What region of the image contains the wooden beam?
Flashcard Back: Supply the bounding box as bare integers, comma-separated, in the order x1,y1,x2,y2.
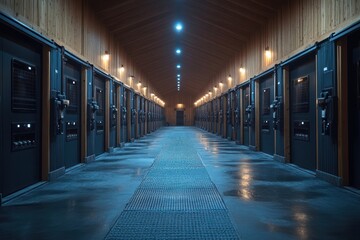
255,81,260,151
337,38,349,185
116,84,121,146
41,47,51,181
283,67,290,163
105,80,110,150
81,66,87,162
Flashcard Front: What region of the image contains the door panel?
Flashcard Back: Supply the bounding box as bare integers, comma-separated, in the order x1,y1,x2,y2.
63,60,81,168
110,82,118,148
94,74,105,155
235,88,241,143
259,75,274,155
349,33,360,188
290,57,316,171
243,85,250,146
176,111,184,126
1,34,41,197
121,87,128,143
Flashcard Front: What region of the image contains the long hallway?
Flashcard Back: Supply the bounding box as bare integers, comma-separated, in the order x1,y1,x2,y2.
1,127,360,239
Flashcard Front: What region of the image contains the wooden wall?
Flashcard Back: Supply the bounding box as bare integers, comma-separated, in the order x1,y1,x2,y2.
200,0,360,100
0,0,160,102
164,92,195,126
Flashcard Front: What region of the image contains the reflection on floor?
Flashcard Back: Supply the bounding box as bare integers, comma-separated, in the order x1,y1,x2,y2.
1,127,360,239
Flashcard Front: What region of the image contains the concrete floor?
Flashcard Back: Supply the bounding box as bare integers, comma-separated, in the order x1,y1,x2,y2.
1,127,360,239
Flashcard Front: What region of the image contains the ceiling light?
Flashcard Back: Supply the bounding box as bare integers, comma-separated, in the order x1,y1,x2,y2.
176,48,181,54
177,74,180,77
176,64,181,69
175,22,183,32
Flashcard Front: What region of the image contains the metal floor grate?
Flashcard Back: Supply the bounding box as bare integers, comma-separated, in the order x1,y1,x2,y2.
125,188,226,211
105,133,240,239
105,210,239,240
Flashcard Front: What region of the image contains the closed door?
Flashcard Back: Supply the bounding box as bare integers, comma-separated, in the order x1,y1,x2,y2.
349,32,360,188
290,56,316,171
235,89,241,142
94,75,105,156
63,60,81,168
259,75,274,155
121,87,128,143
1,32,41,197
176,110,184,126
243,86,250,146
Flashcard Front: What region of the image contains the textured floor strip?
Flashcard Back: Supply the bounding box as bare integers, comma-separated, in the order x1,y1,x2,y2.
105,131,240,239
105,211,239,240
125,188,226,210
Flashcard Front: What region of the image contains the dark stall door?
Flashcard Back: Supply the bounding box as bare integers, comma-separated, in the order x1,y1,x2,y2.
243,86,250,146
121,88,128,143
94,75,105,156
290,57,316,171
176,110,184,126
349,33,360,189
63,61,81,168
109,82,118,148
259,76,274,155
1,34,41,197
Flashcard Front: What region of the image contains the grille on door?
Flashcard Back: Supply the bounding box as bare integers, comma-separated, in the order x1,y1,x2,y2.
11,59,37,112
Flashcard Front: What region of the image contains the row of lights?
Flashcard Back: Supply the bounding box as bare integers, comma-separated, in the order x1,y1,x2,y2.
102,55,165,107
194,47,272,106
194,67,246,106
175,22,183,92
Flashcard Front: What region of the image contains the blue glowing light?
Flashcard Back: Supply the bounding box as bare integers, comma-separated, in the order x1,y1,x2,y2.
176,48,181,54
176,64,181,69
175,22,183,32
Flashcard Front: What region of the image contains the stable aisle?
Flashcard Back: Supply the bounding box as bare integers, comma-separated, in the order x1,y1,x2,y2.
105,127,239,239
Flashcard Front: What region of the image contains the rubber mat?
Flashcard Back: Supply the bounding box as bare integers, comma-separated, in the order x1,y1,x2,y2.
105,211,239,240
105,134,240,239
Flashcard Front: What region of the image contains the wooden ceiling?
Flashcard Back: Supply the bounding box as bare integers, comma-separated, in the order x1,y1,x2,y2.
88,0,287,103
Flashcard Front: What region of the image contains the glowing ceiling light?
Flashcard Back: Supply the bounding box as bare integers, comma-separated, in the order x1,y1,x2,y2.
175,22,183,32
176,64,181,69
176,48,181,54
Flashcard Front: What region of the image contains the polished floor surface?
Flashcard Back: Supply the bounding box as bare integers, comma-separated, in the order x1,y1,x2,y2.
1,127,360,239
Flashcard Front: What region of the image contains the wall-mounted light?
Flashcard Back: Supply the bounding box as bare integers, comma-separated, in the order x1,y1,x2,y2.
239,67,245,73
119,65,125,73
265,46,271,58
214,85,218,91
137,81,142,87
227,74,232,81
208,90,212,95
103,51,110,61
219,81,224,87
